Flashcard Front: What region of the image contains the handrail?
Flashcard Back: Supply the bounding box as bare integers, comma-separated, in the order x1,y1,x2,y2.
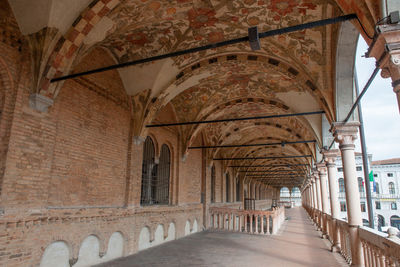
303,203,400,266
209,206,285,235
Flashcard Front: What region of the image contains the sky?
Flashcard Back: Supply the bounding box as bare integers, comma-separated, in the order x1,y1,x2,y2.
355,38,400,161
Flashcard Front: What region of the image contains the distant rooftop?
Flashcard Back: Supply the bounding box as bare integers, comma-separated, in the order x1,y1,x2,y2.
371,158,400,166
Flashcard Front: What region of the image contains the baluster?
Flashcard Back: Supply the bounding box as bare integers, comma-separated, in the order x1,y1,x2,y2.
260,215,264,234
266,215,270,234
373,249,380,267
249,214,253,233
228,213,231,231
367,245,373,267
233,214,236,232
255,215,258,234
378,251,385,267
362,243,368,267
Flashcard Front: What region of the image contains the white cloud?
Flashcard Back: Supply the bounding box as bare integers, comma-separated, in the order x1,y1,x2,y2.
355,38,400,160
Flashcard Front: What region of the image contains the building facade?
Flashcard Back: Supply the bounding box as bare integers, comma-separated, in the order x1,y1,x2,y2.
336,155,400,231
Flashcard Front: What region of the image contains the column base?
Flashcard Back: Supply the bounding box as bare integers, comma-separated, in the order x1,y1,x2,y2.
321,233,328,239
331,243,340,253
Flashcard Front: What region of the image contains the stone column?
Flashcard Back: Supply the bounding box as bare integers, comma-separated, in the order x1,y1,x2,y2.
367,24,400,113
317,163,329,238
311,176,319,225
332,122,364,267
311,177,317,209
323,149,341,252
315,172,322,211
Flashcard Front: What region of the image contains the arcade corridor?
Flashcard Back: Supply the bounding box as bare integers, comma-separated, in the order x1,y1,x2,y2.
97,208,347,267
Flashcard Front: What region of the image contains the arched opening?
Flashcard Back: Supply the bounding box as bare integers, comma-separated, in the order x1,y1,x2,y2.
141,137,156,205
338,178,345,193
156,144,170,205
375,182,380,194
390,215,400,230
225,173,230,203
40,241,70,267
236,177,240,202
388,182,395,195
211,165,216,203
280,187,290,198
358,177,364,193
377,214,385,231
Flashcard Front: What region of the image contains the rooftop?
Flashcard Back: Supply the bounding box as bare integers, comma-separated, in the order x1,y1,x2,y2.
371,158,400,166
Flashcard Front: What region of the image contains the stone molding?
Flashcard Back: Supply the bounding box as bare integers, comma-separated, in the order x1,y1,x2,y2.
331,121,360,146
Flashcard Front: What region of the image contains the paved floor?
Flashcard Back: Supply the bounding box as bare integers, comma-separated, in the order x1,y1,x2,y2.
97,207,348,267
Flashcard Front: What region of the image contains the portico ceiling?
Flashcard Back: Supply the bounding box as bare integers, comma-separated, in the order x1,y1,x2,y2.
8,0,381,188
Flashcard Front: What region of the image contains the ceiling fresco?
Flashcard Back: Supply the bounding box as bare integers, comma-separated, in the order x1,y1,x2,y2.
91,0,345,187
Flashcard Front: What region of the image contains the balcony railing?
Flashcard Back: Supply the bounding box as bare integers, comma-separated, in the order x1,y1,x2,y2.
209,206,285,235
337,192,400,199
304,205,400,266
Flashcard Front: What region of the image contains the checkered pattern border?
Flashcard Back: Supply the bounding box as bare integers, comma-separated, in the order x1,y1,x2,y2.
40,0,119,97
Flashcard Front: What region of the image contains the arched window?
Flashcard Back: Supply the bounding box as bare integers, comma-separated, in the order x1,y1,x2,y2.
390,215,400,230
225,173,230,202
156,144,170,204
389,182,395,195
358,177,364,192
141,137,156,205
338,178,345,193
377,215,385,231
375,182,380,194
211,165,216,203
236,177,240,202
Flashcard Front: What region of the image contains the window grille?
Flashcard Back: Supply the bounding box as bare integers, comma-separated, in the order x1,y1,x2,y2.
236,177,240,201
141,137,156,205
338,178,345,192
358,177,364,192
389,182,395,195
140,138,170,205
226,173,230,202
211,165,216,203
375,182,380,194
156,144,170,204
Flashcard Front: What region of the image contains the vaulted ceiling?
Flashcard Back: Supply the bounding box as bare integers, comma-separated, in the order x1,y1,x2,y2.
7,0,382,188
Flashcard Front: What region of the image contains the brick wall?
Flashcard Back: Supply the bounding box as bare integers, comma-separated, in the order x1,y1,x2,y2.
0,2,273,265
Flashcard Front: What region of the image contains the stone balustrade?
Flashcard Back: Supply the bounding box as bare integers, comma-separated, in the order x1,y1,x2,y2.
359,226,400,267
305,206,400,266
209,206,285,235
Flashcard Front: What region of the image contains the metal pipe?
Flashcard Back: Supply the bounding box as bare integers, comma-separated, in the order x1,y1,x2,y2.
213,155,312,160
229,164,309,167
354,66,374,229
328,65,380,150
50,14,357,83
239,170,304,173
147,111,324,128
188,140,316,149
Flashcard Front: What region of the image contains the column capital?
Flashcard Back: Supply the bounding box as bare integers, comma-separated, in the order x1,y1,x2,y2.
367,24,400,113
321,149,339,166
368,24,400,86
331,122,360,148
316,163,327,175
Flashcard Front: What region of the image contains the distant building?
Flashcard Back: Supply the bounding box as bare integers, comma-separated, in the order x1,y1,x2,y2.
336,154,400,231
